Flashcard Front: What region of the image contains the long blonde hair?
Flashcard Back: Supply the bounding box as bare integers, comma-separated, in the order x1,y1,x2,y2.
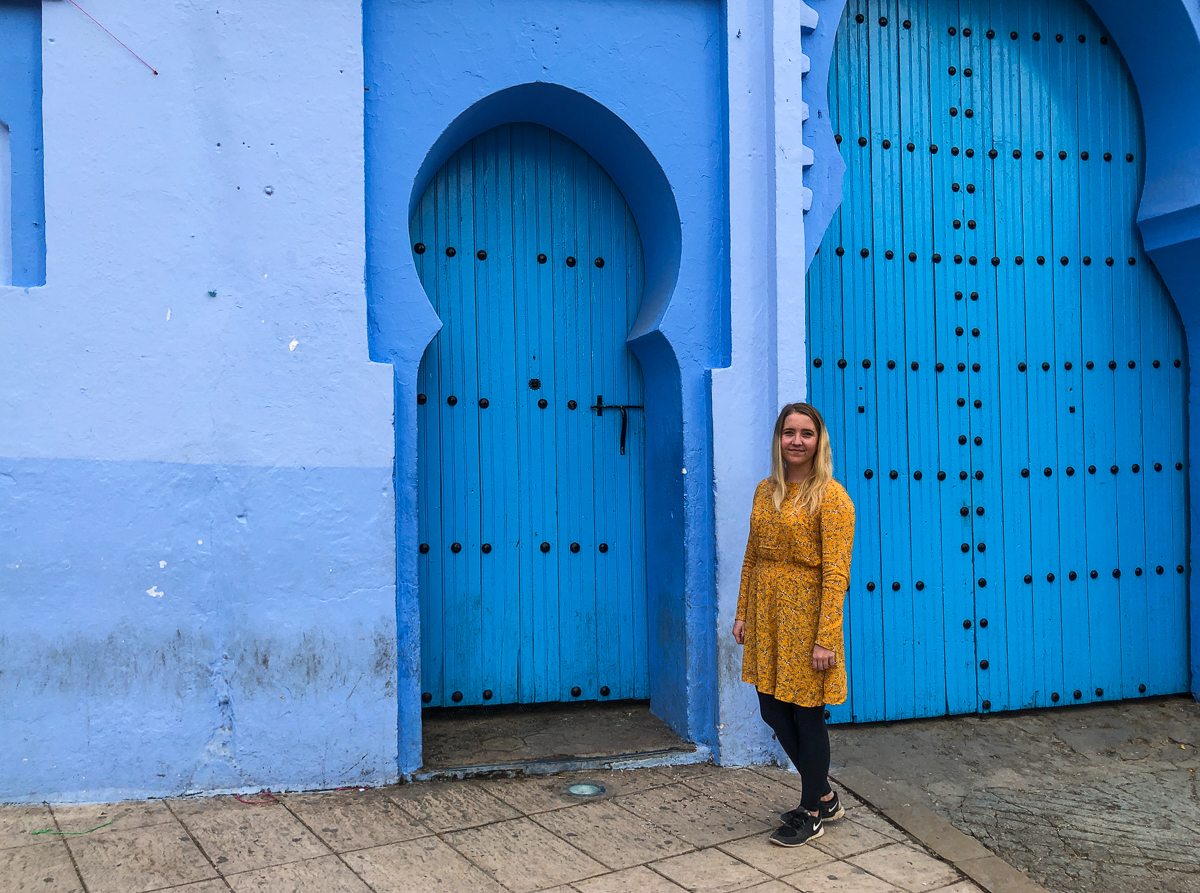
770,402,834,514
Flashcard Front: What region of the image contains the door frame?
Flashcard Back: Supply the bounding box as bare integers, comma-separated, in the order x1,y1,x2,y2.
366,77,722,773
410,121,653,709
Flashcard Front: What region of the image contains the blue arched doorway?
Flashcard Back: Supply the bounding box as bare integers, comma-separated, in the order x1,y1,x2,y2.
807,0,1190,722
410,123,651,708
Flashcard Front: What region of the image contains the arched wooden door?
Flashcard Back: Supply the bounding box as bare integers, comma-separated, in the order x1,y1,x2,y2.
412,123,650,708
808,0,1189,722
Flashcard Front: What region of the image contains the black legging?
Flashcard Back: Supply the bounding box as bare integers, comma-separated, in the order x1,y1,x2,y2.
757,690,831,811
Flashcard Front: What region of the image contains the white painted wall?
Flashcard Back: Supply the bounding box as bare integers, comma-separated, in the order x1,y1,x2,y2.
714,0,815,766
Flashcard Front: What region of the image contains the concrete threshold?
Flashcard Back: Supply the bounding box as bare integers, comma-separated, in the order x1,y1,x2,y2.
831,764,1051,893
411,743,711,782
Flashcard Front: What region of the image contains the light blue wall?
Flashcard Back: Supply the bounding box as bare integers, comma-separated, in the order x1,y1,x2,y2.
0,0,45,286
364,0,728,771
1,2,396,802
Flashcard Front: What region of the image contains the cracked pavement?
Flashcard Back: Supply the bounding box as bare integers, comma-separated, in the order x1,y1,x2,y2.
829,695,1200,893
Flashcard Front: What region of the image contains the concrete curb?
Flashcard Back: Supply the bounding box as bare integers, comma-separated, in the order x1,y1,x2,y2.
830,765,1051,893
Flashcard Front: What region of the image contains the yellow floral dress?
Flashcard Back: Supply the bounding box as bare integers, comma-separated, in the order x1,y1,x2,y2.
736,478,856,707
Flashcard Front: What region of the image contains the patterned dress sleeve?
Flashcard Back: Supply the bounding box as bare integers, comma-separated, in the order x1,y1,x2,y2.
815,483,855,649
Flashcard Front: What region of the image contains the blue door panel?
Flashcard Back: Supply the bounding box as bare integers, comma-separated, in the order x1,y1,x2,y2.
809,0,1189,721
413,123,649,708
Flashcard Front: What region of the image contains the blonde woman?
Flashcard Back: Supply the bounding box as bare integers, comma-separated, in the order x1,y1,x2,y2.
733,403,855,847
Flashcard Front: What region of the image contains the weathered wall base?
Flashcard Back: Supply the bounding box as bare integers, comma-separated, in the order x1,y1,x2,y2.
1,459,397,803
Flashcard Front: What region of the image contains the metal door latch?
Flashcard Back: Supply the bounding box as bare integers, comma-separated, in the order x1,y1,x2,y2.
591,395,644,455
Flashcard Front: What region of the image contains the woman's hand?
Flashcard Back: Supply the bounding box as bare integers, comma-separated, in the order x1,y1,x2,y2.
732,620,746,645
812,643,836,671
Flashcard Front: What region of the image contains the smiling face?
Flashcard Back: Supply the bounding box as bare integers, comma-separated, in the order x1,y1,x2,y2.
780,411,819,481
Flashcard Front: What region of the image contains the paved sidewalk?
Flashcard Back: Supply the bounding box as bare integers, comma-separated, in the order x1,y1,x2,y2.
829,696,1200,893
2,763,998,893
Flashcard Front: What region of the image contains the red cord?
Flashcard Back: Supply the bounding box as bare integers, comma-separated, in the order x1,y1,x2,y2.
234,791,278,805
67,0,159,75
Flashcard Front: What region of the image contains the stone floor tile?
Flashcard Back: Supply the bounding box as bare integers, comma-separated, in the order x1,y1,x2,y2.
718,831,835,878
0,804,57,850
386,780,520,832
475,774,583,815
748,769,866,812
617,785,775,849
849,843,961,892
650,762,721,783
51,800,174,835
571,864,689,893
344,836,507,893
66,822,217,893
810,815,896,859
225,853,373,893
481,767,670,816
933,882,985,893
282,788,430,852
747,767,803,794
828,781,866,811
783,860,904,893
678,769,808,823
651,847,771,892
170,798,330,875
443,816,607,892
842,808,905,842
530,798,693,870
0,839,84,892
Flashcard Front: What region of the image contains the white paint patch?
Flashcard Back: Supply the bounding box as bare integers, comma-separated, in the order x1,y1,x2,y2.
289,339,299,351
166,308,171,321
159,560,167,568
146,586,164,598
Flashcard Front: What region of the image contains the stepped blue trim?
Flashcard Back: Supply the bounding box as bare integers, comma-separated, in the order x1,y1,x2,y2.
0,0,45,287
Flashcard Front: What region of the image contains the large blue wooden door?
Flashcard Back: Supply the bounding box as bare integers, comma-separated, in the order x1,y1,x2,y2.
412,123,649,708
809,0,1189,722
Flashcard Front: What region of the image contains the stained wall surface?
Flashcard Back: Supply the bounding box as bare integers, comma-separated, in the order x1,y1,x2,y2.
0,1,396,802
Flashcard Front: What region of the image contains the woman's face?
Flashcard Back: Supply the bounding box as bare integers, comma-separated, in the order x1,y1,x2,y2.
781,412,819,476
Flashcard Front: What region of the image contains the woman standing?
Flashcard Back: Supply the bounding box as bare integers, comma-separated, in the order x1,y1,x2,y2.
733,403,855,847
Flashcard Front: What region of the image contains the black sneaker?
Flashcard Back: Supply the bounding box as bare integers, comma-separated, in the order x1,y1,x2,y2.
769,811,823,847
782,790,844,825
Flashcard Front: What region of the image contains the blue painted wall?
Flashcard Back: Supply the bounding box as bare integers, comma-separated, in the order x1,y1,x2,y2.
1,2,396,802
0,0,45,286
7,0,1193,804
364,0,728,770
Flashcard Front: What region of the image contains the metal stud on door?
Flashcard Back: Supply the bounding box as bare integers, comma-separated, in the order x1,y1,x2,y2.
412,124,650,708
809,0,1188,723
